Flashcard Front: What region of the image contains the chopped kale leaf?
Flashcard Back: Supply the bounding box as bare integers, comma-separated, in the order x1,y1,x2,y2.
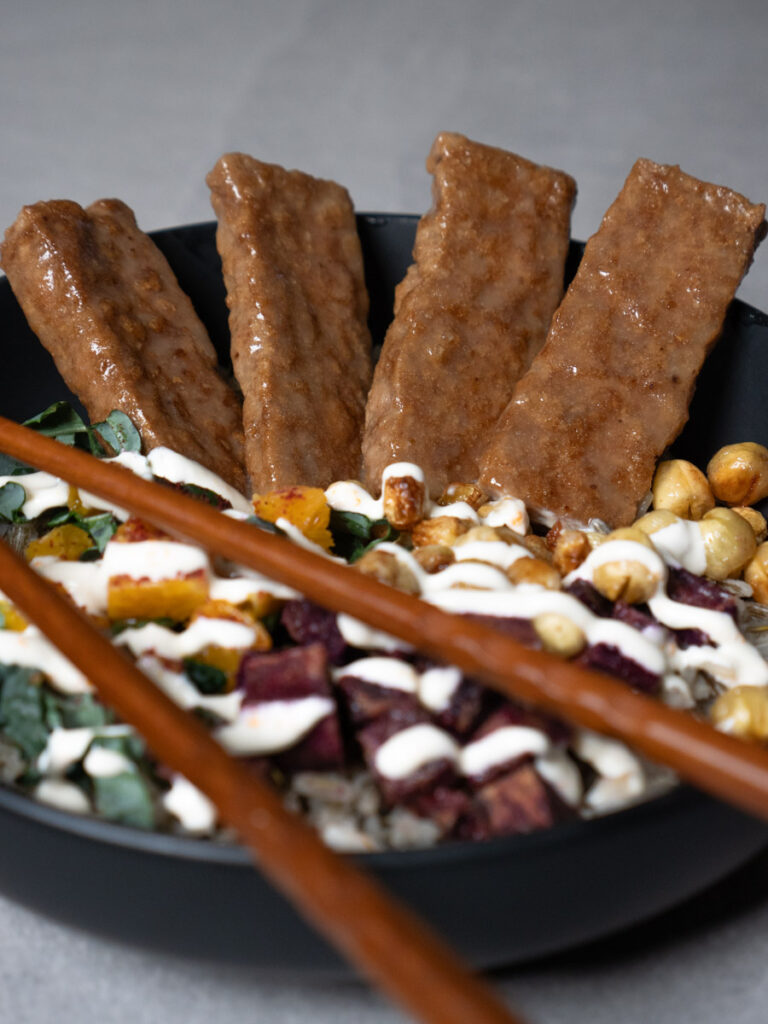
91,410,142,455
0,665,52,761
183,658,228,695
328,509,399,562
0,482,27,523
91,771,155,829
246,515,286,536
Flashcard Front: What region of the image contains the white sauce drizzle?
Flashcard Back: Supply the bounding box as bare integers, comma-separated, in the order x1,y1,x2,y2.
137,655,242,722
480,497,529,535
418,666,463,712
146,447,252,514
103,539,210,581
115,618,256,660
83,746,134,778
215,696,334,756
0,626,90,694
452,539,531,570
459,726,550,778
649,519,707,575
374,724,460,780
334,657,419,693
163,774,217,833
0,471,70,519
33,778,90,815
535,750,583,806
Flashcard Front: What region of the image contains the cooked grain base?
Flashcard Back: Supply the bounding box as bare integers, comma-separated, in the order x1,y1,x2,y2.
480,158,767,527
1,199,246,491
207,153,372,492
362,131,576,497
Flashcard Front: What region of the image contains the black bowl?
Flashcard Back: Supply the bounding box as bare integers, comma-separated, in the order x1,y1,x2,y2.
0,215,767,970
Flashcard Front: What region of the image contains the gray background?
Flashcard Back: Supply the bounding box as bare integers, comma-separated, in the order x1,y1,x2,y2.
1,1,768,1021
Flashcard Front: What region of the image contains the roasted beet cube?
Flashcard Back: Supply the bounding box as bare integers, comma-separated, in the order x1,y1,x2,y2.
408,784,475,833
461,703,564,788
357,710,459,805
280,600,347,664
673,627,713,649
273,714,344,772
430,677,486,738
577,643,660,694
565,579,613,617
667,567,739,622
237,643,330,702
335,674,420,728
612,601,658,633
464,613,541,647
469,763,572,839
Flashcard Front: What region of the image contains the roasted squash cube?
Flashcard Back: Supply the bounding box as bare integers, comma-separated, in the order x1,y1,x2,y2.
106,571,209,622
25,524,94,562
252,486,333,550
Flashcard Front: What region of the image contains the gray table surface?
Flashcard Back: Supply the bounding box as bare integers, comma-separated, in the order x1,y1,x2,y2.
2,1,768,1021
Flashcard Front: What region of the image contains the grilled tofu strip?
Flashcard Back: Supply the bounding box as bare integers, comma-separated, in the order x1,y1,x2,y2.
479,159,766,527
1,199,246,491
361,132,576,497
207,153,372,492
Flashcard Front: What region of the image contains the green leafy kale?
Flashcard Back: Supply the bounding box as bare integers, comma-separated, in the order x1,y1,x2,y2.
109,617,178,637
90,410,142,456
246,515,286,536
91,772,155,829
183,658,228,695
0,665,54,761
329,509,399,562
0,482,26,523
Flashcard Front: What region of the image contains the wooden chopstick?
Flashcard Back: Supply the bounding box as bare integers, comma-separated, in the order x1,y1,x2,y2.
3,414,768,828
0,536,526,1024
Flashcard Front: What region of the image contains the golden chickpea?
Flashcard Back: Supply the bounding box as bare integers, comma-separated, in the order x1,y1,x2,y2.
552,529,592,576
413,544,455,574
731,506,768,543
382,473,426,530
710,686,768,741
532,613,586,658
707,442,768,506
436,482,487,510
412,516,470,548
592,527,659,603
652,459,714,519
697,507,757,580
506,558,562,590
452,525,509,546
633,509,681,537
355,549,420,594
744,543,768,604
522,534,553,563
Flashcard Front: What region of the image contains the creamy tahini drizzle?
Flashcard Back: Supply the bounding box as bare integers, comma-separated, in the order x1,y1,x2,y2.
4,453,768,824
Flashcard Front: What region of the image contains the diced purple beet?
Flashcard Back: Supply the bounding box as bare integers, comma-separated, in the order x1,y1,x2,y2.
461,703,564,788
335,675,421,728
357,709,459,804
667,567,739,622
466,763,573,839
612,602,657,633
565,579,613,617
673,627,713,649
408,784,474,833
464,613,541,647
577,643,660,694
280,600,348,664
273,714,345,772
237,643,330,702
431,677,487,738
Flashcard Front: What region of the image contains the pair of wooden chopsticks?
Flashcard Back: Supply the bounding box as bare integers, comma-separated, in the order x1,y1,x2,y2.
2,416,768,1022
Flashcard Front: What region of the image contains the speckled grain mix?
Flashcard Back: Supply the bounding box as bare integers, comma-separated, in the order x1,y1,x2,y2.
362,132,576,497
0,199,247,491
207,153,372,492
479,159,767,527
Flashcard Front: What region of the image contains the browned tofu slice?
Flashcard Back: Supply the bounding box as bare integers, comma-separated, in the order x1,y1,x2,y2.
479,159,766,527
207,153,372,492
1,199,246,491
361,132,576,497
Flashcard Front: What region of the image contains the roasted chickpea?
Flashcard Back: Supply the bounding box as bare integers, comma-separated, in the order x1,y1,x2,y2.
707,442,768,506
412,515,471,548
710,686,768,741
732,506,768,543
522,534,553,563
452,524,518,547
652,459,714,519
592,527,659,604
744,543,768,604
697,507,757,580
382,472,426,530
355,549,420,594
413,544,455,574
437,482,487,511
506,558,562,590
633,509,681,537
532,612,586,658
552,528,592,576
